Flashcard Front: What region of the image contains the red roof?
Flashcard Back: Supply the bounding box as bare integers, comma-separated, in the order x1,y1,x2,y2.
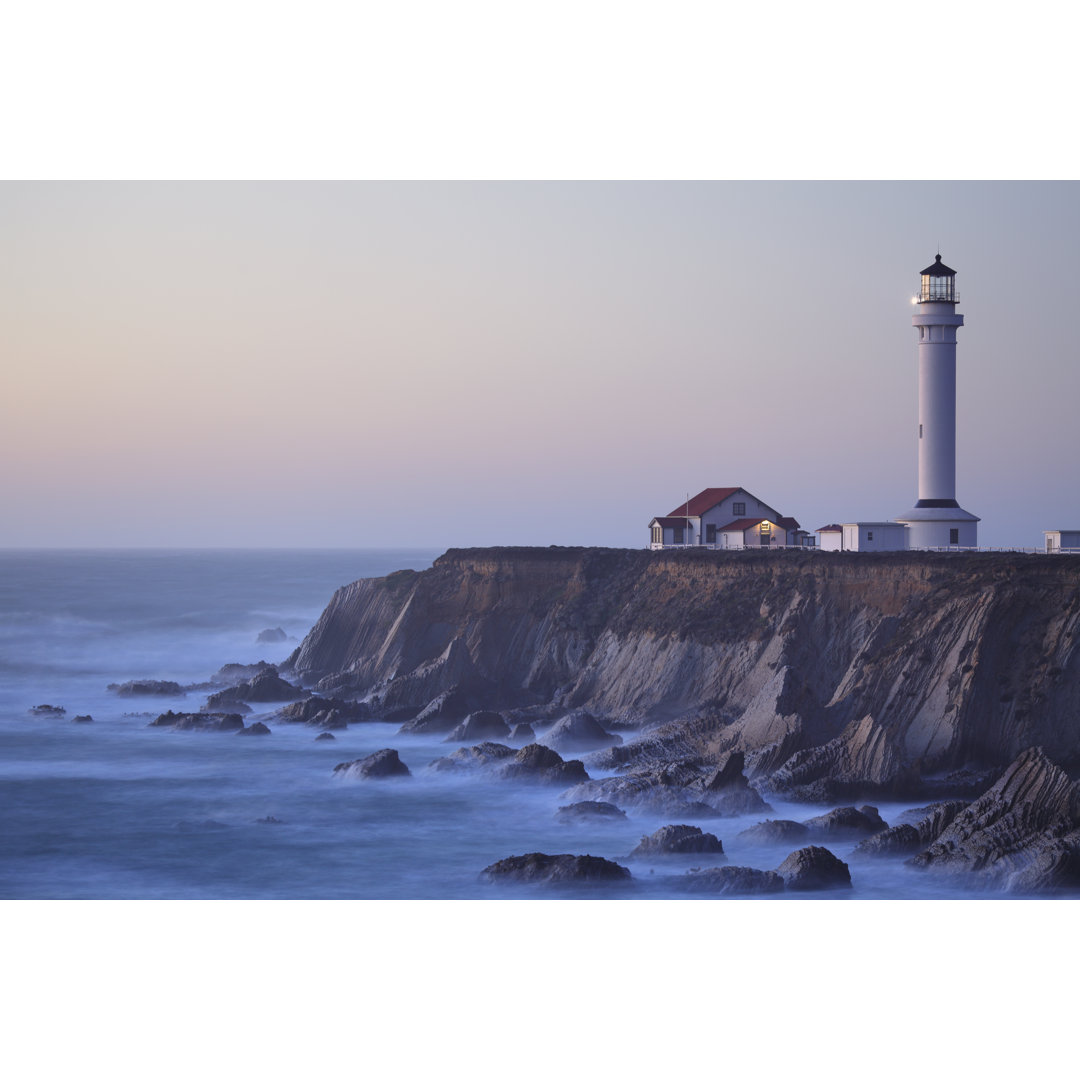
667,487,742,518
816,524,843,533
719,517,769,532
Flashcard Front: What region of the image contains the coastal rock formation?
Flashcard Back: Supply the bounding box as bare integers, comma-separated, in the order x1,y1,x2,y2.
429,742,517,772
556,801,627,823
910,747,1080,892
205,666,307,708
498,744,589,786
678,866,785,895
237,721,271,736
537,711,622,754
333,748,411,780
72,714,94,723
480,852,632,886
29,704,65,716
630,825,724,857
108,680,184,697
776,846,852,891
149,710,245,733
852,800,968,858
398,688,471,734
256,627,287,643
274,696,371,726
509,723,536,743
315,732,336,741
802,805,888,839
444,711,510,743
737,819,810,844
283,547,1080,798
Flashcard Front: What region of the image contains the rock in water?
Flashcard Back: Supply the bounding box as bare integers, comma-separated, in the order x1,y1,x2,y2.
630,824,724,857
29,704,65,716
497,743,589,785
444,711,510,743
256,627,287,643
149,711,245,732
698,752,773,816
274,696,370,725
776,846,852,891
315,732,336,742
802,805,888,839
737,819,810,844
333,748,411,780
853,800,968,858
480,853,631,885
398,688,472,734
909,747,1080,892
72,714,94,723
205,666,307,707
237,721,271,736
679,866,785,895
556,801,627,823
428,742,517,773
107,680,184,697
538,711,622,754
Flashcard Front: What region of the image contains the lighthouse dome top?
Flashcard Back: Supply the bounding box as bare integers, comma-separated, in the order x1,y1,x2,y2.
920,253,956,277
919,254,958,302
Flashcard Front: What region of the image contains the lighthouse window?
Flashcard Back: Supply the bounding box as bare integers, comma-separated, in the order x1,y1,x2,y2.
950,529,959,545
919,424,923,438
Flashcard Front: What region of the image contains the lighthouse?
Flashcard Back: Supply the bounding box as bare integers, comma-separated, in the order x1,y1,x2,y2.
894,254,980,547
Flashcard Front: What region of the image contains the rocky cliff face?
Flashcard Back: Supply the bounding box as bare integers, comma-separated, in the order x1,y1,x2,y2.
285,547,1080,796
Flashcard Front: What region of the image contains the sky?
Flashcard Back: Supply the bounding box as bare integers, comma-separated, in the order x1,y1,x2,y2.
2,180,1077,548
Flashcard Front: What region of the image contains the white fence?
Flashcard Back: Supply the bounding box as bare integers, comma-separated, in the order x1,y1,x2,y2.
648,543,1080,555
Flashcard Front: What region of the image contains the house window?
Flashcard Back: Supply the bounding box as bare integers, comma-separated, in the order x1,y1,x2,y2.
867,531,874,542
950,528,959,545
732,502,746,516
673,526,684,544
705,524,716,544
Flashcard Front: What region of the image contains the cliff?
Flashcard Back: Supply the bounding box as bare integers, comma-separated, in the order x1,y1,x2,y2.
285,547,1080,797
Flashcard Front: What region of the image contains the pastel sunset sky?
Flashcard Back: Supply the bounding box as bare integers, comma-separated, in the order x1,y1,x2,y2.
2,180,1076,548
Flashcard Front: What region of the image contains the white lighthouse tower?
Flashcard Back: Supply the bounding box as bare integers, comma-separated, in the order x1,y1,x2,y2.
894,254,980,548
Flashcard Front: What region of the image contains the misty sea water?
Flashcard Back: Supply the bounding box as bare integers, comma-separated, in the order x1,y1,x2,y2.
0,549,978,900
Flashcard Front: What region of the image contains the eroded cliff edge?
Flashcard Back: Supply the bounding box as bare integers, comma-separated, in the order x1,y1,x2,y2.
285,547,1080,799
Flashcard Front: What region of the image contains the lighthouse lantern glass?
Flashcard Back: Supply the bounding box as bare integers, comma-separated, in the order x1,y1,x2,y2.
920,274,956,302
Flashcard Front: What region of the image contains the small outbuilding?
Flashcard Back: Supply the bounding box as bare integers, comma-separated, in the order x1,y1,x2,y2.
840,522,909,552
1044,530,1080,552
815,524,844,552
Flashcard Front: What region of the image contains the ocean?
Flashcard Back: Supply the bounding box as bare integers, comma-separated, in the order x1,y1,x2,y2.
0,548,978,899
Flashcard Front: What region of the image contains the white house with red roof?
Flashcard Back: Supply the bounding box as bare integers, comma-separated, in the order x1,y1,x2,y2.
648,487,807,549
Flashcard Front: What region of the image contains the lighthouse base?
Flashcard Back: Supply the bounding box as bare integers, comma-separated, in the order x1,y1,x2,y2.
893,505,980,549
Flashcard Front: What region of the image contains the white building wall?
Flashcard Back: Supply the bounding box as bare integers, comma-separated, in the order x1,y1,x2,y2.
904,518,978,548
842,523,909,552
1045,531,1080,551
817,531,843,552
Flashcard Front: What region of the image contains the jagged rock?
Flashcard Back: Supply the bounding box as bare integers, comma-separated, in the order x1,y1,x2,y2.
630,824,725,857
428,742,517,772
333,748,411,780
29,704,65,716
910,747,1080,892
444,711,511,743
565,764,724,819
149,711,245,732
237,721,271,736
480,852,632,885
802,805,888,839
315,731,336,741
853,800,969,858
736,819,811,844
498,743,589,786
556,801,627,823
678,866,785,895
256,627,287,643
107,680,184,697
200,699,252,714
205,666,307,708
72,714,94,723
274,696,371,725
509,723,536,744
210,661,275,687
398,688,472,734
538,711,622,754
695,751,773,815
776,846,852,891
